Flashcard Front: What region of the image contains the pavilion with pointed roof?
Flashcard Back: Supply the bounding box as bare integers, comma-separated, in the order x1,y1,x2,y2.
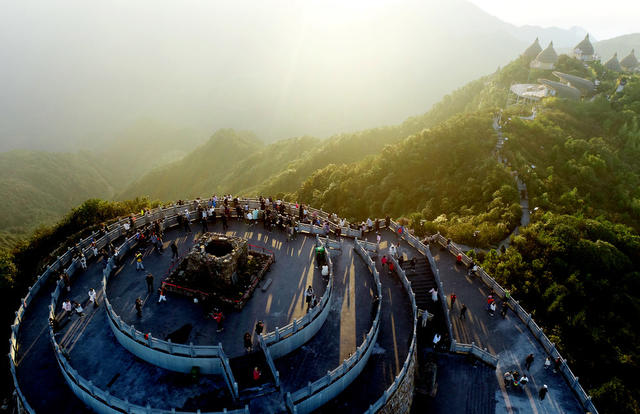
530,41,558,70
573,34,596,61
620,49,639,72
523,38,542,59
605,53,623,72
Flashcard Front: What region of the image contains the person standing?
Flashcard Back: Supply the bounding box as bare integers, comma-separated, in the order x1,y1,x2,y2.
135,297,143,316
500,302,509,318
388,261,395,275
252,366,261,382
171,241,179,261
244,333,253,353
201,209,209,232
62,299,73,319
432,333,441,348
221,213,228,232
544,357,551,370
553,356,562,373
539,385,548,400
525,353,534,370
146,273,154,293
212,309,224,332
158,287,167,303
450,293,457,308
135,251,145,271
88,288,98,308
305,286,314,308
255,320,264,336
489,301,496,317
459,304,468,320
429,288,438,302
62,271,71,292
73,302,85,317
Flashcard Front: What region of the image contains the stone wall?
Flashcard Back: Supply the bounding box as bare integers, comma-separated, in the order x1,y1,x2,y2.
377,346,417,414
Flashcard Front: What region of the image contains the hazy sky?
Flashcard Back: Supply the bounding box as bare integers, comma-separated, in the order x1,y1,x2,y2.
1,0,637,153
468,0,640,40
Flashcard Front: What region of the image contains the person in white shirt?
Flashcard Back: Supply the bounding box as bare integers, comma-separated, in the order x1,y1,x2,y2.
73,302,85,317
80,254,87,270
433,333,441,346
62,299,72,319
88,288,98,307
429,287,438,302
389,243,397,258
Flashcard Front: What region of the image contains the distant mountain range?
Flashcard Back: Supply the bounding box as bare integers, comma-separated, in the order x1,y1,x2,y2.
1,0,639,246
1,0,638,153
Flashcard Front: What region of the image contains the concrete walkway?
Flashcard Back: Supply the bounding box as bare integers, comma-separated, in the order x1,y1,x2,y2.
430,246,584,414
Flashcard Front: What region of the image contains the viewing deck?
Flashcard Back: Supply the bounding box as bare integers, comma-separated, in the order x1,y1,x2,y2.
10,198,593,414
12,217,415,413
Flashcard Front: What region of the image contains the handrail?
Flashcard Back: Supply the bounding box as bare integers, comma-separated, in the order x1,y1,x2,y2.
285,240,381,413
363,236,419,414
432,234,599,414
258,335,280,388
450,340,499,367
47,251,245,413
389,222,454,344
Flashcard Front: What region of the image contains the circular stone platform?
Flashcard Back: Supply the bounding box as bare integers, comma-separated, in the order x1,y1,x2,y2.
12,205,417,414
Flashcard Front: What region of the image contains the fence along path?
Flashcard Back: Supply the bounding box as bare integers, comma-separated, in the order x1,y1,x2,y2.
431,234,595,414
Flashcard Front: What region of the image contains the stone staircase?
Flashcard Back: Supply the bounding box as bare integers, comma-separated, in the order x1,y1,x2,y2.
401,258,437,311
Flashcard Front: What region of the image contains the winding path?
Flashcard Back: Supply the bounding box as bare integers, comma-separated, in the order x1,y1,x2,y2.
451,117,530,253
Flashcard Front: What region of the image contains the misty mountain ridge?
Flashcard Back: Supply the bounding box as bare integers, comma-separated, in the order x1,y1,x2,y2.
1,0,632,154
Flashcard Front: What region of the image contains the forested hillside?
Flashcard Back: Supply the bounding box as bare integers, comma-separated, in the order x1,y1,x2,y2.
118,129,263,200
0,151,123,247
2,52,640,413
119,98,479,201
294,113,520,246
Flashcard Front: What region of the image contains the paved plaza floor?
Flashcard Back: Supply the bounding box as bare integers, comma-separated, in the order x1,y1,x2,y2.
14,219,416,413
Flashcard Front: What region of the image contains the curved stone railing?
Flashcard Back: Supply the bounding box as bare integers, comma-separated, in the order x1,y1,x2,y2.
101,234,240,399
47,253,247,413
283,240,382,414
434,234,599,414
9,219,126,413
261,236,334,359
363,243,419,414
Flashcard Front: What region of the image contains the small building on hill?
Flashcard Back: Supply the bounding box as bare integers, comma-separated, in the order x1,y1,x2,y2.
531,42,558,70
573,34,596,61
620,49,639,72
604,53,623,72
523,38,543,59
